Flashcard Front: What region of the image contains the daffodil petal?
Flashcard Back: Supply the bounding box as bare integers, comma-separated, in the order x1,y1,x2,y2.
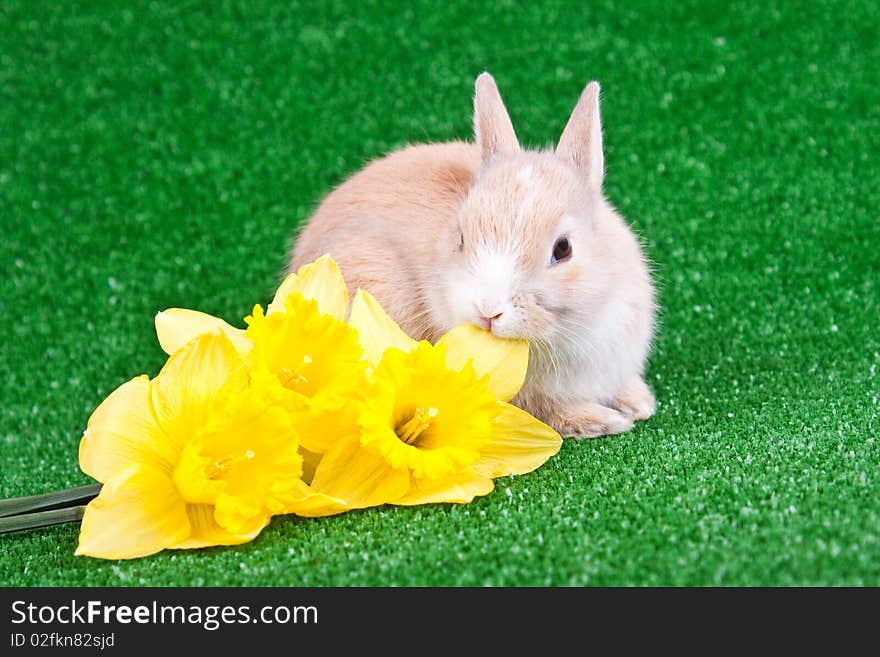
75,466,190,560
473,402,563,478
79,375,177,481
151,332,249,447
268,254,348,321
283,480,350,518
213,493,272,537
171,504,262,549
310,440,410,509
290,403,361,456
293,409,339,456
348,289,417,367
155,308,251,357
267,272,299,316
437,325,528,402
394,470,494,506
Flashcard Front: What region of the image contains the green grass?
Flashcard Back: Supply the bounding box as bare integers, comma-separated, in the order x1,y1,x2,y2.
1,0,878,586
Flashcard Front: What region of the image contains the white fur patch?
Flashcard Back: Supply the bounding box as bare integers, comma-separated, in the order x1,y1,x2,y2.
590,296,632,342
517,165,535,185
443,246,519,332
538,296,638,401
471,248,516,317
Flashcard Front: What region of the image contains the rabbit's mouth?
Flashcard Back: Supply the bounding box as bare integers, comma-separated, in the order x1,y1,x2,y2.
483,292,554,341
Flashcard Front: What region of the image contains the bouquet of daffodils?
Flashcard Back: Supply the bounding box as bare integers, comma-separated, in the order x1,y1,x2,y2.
1,256,561,559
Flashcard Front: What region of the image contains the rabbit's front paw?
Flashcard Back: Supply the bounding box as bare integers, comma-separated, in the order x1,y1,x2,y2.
552,402,634,439
611,376,656,421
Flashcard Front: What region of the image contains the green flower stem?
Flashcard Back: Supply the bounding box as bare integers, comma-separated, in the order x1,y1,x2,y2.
0,483,102,518
0,505,86,534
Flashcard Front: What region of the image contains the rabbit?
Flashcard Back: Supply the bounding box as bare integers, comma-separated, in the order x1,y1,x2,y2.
290,72,656,438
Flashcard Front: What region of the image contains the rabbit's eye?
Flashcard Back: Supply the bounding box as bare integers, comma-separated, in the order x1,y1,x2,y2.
458,230,464,252
551,237,572,264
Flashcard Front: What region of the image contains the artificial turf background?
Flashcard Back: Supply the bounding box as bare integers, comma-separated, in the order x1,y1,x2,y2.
2,0,878,586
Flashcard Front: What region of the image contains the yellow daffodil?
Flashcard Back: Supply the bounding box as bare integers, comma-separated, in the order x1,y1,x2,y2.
308,290,563,508
242,294,365,450
76,332,341,560
154,254,349,358
153,255,365,455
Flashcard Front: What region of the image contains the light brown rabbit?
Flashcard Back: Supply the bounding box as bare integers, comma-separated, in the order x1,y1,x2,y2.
290,73,656,438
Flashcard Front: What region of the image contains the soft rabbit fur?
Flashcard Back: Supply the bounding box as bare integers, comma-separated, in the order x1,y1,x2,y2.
291,73,656,438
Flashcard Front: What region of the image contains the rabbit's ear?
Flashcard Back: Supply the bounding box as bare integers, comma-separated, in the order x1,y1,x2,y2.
473,72,520,163
556,81,604,193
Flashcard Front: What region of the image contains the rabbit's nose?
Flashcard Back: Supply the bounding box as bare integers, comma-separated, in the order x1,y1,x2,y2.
476,301,505,330
475,312,502,331
483,311,503,329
